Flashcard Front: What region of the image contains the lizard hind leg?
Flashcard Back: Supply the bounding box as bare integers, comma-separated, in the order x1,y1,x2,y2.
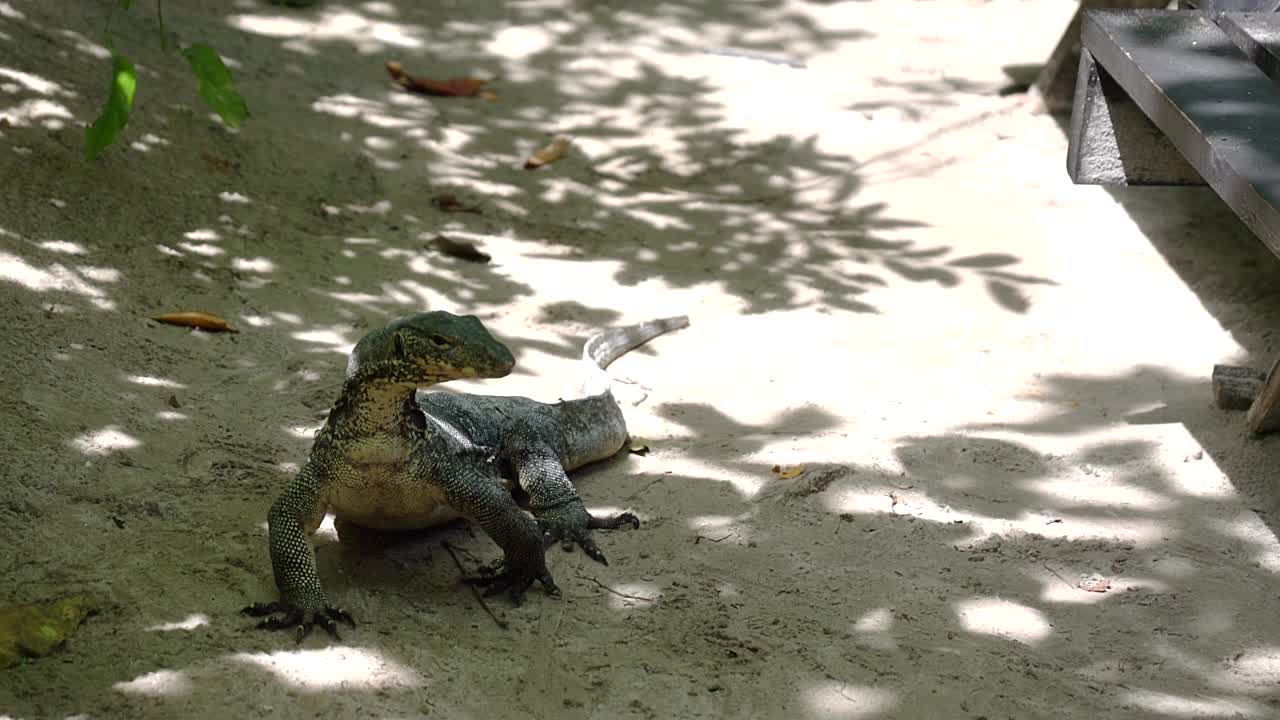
514,449,639,566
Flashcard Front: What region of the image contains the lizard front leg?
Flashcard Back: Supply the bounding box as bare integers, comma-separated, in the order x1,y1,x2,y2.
436,461,559,602
512,447,639,566
242,462,354,641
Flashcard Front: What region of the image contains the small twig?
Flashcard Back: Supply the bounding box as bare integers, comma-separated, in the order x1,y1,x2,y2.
695,532,734,544
575,574,656,602
1041,561,1074,590
441,541,508,630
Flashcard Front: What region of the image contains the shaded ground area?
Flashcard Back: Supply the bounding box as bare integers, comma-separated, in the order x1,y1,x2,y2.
3,1,1280,718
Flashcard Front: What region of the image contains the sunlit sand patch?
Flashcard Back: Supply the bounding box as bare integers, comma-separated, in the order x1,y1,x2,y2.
145,614,209,632
231,646,423,690
1120,689,1267,718
804,682,897,718
113,669,193,697
953,597,1051,645
69,426,140,456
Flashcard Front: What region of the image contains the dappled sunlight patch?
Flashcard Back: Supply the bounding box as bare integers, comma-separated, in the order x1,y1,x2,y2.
69,426,140,456
127,374,187,389
178,242,223,257
953,597,1051,645
1229,646,1280,685
287,423,323,439
145,614,209,632
231,646,423,690
312,93,419,130
597,580,660,610
1119,689,1267,718
113,669,193,697
272,311,303,325
231,257,274,273
129,133,170,152
2,98,72,128
1023,477,1174,512
0,251,114,308
155,410,187,421
292,327,352,354
0,66,72,97
219,191,250,204
76,266,120,283
1208,512,1280,573
851,607,897,650
37,240,85,255
803,681,897,718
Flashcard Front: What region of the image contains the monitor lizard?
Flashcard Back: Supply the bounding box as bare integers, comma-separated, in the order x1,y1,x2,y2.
242,310,688,640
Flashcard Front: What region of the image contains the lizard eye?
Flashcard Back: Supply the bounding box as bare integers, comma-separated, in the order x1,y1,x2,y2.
427,333,451,349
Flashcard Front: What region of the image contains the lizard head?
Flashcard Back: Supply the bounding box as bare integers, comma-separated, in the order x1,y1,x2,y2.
345,311,516,384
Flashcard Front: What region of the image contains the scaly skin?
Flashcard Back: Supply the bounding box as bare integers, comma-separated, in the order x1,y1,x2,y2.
244,311,687,641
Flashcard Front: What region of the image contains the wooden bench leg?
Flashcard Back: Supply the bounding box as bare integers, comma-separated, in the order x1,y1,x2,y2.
1212,360,1280,434
1066,48,1204,185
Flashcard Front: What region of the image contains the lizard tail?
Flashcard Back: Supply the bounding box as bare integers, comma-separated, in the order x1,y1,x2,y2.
581,316,689,396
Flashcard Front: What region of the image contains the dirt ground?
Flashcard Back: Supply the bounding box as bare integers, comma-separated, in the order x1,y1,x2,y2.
4,0,1280,718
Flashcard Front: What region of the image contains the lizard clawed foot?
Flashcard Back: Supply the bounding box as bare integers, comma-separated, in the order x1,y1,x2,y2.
538,501,640,566
241,601,356,643
463,560,560,604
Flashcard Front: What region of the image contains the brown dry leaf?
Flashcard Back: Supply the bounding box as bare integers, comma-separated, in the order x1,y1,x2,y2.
200,150,238,175
151,311,239,333
429,235,491,263
524,136,571,170
385,61,486,97
771,464,806,480
1079,576,1111,593
431,193,482,214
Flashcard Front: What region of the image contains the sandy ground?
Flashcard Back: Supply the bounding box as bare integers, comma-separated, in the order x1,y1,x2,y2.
3,0,1280,717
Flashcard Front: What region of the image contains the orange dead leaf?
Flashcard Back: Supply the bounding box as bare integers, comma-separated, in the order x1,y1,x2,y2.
385,61,486,97
771,464,806,479
524,136,571,170
151,311,238,333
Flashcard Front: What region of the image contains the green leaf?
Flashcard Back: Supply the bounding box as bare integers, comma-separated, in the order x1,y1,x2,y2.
118,0,132,8
84,52,137,160
182,43,248,128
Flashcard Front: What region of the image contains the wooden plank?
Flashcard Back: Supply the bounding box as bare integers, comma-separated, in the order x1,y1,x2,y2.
1083,10,1280,255
1247,355,1280,433
1217,12,1280,82
1066,48,1206,184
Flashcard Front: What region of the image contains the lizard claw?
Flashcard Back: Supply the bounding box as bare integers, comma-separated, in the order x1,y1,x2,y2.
463,561,560,603
242,601,355,643
538,501,639,566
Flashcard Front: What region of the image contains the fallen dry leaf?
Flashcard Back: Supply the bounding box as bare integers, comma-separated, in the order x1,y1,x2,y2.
524,136,571,170
200,150,239,175
431,193,482,214
0,595,97,668
429,235,491,263
151,311,239,333
385,61,486,97
628,443,650,456
771,464,806,480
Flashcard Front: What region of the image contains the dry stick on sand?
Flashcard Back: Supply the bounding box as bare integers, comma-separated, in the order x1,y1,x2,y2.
441,541,508,630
